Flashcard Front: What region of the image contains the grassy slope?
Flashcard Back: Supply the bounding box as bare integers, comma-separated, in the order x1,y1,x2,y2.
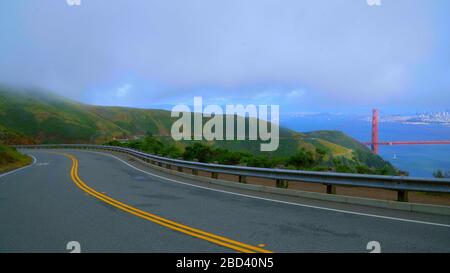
87,106,173,136
0,88,128,144
0,87,391,168
0,124,35,145
304,130,388,168
0,142,31,173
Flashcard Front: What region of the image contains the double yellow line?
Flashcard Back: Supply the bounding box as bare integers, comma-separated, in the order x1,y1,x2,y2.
62,152,272,253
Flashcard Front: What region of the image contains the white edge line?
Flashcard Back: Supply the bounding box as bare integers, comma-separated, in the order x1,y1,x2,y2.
0,154,37,178
57,150,450,228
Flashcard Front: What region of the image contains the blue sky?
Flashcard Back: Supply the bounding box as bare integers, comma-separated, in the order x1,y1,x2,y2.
0,0,449,114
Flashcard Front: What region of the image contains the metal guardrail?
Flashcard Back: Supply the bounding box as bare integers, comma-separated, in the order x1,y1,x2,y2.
14,144,450,202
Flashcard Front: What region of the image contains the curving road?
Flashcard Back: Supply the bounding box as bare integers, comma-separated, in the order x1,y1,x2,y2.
0,149,449,253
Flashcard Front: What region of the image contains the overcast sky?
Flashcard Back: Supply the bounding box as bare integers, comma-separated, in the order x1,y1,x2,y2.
0,0,449,114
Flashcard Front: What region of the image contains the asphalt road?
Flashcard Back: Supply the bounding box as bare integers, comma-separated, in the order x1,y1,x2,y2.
0,149,449,253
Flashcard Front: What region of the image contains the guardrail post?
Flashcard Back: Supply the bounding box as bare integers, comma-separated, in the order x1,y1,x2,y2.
166,164,171,170
177,166,183,172
211,172,218,179
326,184,336,194
276,179,288,189
397,190,408,202
192,169,198,175
238,175,246,183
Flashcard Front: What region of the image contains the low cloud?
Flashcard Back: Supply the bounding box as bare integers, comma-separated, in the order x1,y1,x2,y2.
286,90,305,99
0,0,448,111
115,84,132,98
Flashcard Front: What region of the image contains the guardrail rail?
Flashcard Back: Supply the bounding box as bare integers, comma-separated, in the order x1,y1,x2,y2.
14,144,450,202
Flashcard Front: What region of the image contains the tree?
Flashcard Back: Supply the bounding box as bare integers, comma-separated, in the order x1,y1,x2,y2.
213,148,246,165
433,170,450,178
161,145,182,158
243,155,276,168
105,140,123,147
183,142,214,163
140,136,164,154
287,148,316,169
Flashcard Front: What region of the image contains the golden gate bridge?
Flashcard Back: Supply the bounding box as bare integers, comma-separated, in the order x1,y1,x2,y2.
363,109,450,154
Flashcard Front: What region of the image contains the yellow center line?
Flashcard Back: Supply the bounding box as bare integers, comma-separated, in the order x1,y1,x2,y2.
59,152,272,253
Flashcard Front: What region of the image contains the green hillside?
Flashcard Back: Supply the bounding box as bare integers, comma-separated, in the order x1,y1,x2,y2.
0,142,31,173
0,87,395,172
0,124,35,145
0,88,128,144
87,106,173,136
304,130,389,168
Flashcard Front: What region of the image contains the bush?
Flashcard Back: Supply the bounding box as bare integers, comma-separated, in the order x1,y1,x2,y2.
287,148,316,168
213,148,248,165
183,142,214,163
335,164,355,173
433,170,450,178
105,140,124,147
104,136,401,176
355,164,375,174
242,154,280,168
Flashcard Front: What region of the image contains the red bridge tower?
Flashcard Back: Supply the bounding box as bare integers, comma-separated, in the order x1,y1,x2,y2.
371,109,379,154
364,109,450,152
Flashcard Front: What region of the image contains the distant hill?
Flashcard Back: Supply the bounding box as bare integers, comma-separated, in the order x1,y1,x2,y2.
0,88,128,144
0,87,392,168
